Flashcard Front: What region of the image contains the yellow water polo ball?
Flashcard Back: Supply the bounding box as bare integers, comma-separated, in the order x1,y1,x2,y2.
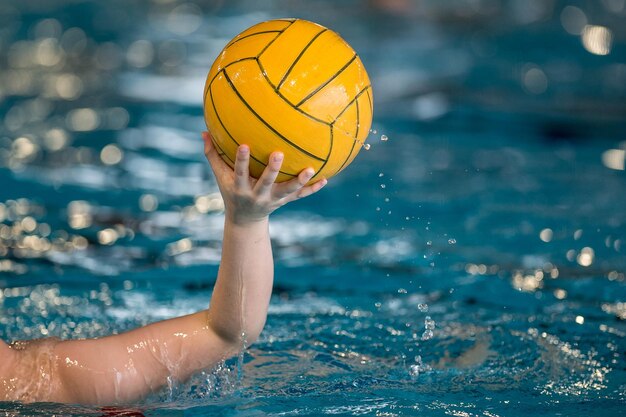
203,18,373,182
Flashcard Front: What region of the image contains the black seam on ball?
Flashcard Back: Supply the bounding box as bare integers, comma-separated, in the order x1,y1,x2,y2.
355,94,361,140
204,57,257,105
336,139,358,177
257,19,297,59
276,28,328,91
211,136,235,166
308,125,333,182
226,30,283,49
295,54,357,108
208,73,297,178
366,88,373,114
335,99,360,176
333,85,371,124
222,69,326,162
256,58,331,126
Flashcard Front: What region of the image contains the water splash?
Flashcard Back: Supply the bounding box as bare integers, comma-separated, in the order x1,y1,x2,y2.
408,355,432,378
421,316,436,340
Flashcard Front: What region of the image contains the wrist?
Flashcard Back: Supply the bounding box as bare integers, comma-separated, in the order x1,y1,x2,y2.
224,213,269,229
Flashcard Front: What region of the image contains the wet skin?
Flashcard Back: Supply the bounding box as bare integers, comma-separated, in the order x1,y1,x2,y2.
0,131,327,404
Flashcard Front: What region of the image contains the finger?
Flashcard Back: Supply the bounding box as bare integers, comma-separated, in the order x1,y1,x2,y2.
273,167,315,199
202,131,227,173
234,145,251,190
281,178,328,203
254,151,283,195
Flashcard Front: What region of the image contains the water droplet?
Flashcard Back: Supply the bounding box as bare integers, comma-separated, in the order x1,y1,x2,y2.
372,129,378,134
379,172,384,177
448,238,457,245
363,143,371,150
424,316,435,330
380,184,386,189
421,329,434,340
418,303,429,312
380,134,388,141
408,356,432,378
426,241,432,246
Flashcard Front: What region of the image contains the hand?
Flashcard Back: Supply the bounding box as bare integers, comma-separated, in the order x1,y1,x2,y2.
202,131,328,225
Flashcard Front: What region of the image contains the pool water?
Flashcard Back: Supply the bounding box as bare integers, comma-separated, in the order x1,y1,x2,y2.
1,1,625,416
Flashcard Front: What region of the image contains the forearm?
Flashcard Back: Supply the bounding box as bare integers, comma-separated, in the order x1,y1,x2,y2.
207,216,274,346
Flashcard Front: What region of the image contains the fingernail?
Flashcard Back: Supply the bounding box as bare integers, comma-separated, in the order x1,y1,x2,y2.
273,152,284,162
239,145,249,154
304,168,315,178
320,179,328,187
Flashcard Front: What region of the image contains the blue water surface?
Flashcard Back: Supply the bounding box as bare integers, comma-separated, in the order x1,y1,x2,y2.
1,0,625,416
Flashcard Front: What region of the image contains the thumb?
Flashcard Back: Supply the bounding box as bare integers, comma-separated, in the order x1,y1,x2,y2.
202,131,224,170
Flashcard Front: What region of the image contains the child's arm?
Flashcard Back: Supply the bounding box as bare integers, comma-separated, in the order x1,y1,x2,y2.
201,131,326,347
0,132,326,405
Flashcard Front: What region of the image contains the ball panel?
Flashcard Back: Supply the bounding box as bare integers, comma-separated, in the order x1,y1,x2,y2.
293,54,357,108
225,20,292,48
279,31,355,106
365,88,374,116
208,111,298,183
327,98,364,178
205,75,300,182
258,19,327,88
333,133,359,177
208,67,326,179
214,33,281,71
298,58,370,123
332,98,358,138
225,59,331,160
204,76,238,174
340,89,374,173
326,125,360,179
210,123,295,182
